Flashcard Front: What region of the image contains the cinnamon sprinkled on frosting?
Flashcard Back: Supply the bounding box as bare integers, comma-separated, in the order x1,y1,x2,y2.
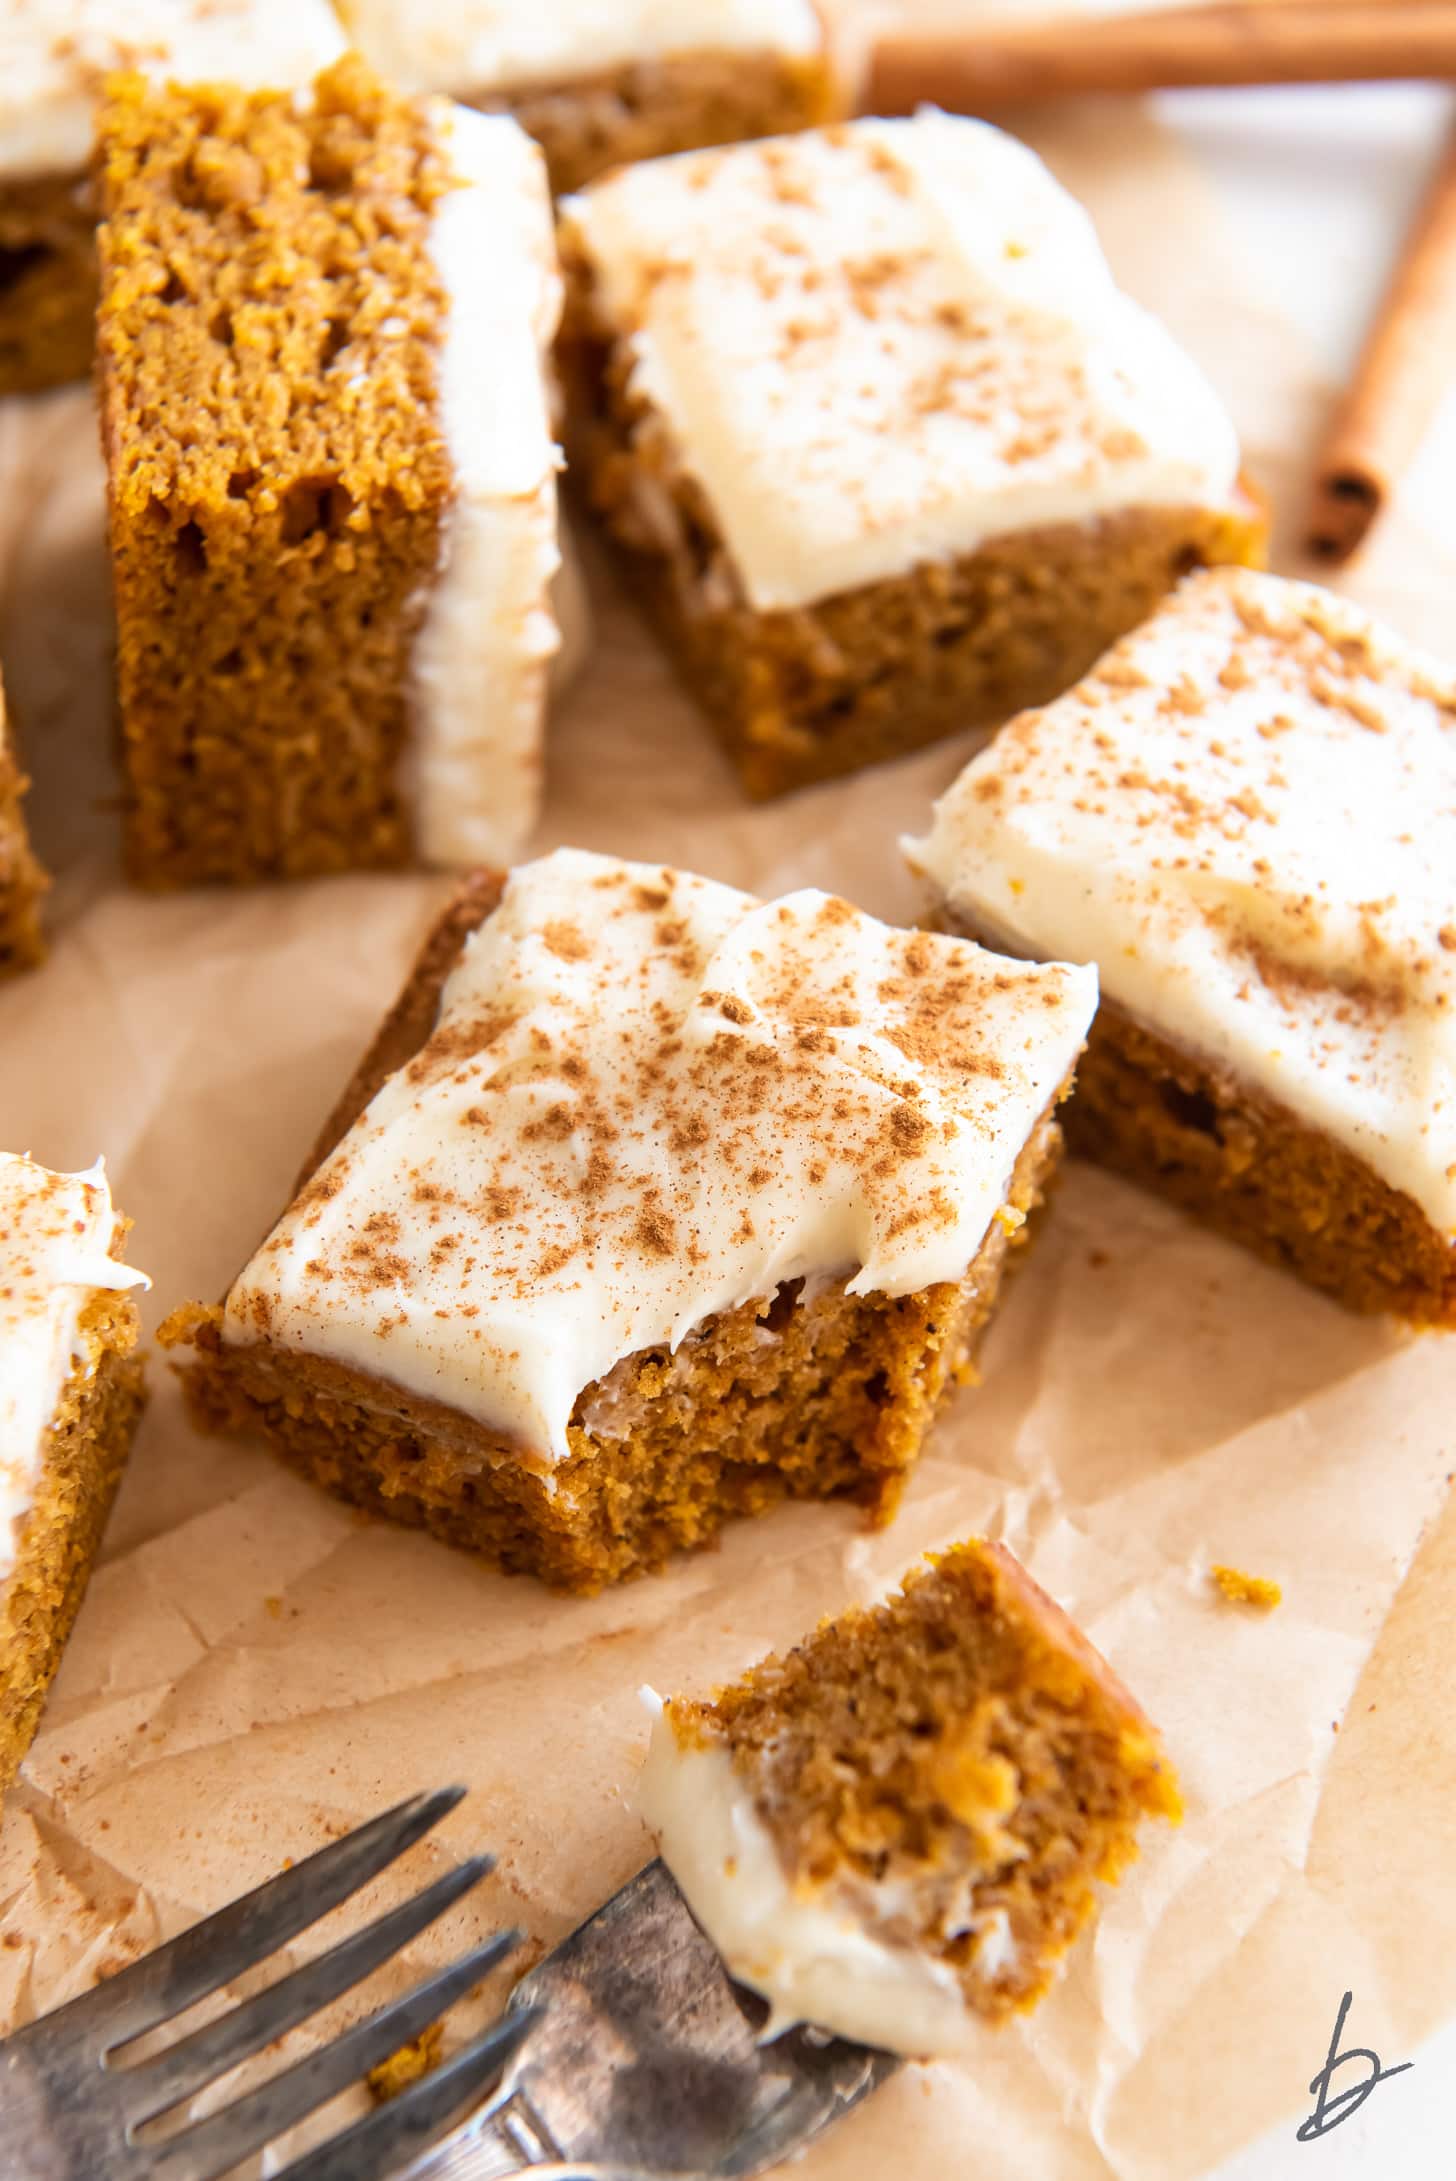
907,567,1456,1235
561,111,1240,612
224,848,1095,1458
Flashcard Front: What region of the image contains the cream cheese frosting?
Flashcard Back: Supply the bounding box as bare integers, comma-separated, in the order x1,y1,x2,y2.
224,847,1096,1459
0,0,345,181
408,105,561,869
906,566,1456,1237
0,1155,148,1584
639,1695,999,2056
336,0,823,101
560,110,1242,613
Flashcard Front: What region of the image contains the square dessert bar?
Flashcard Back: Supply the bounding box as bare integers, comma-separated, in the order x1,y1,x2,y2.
0,674,46,978
909,565,1456,1325
1,1156,147,1805
642,1538,1179,2052
0,0,344,397
164,847,1097,1592
558,112,1265,801
97,57,561,887
335,0,838,195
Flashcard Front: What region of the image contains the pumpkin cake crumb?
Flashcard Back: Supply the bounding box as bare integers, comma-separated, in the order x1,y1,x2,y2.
367,2021,444,2102
1211,1564,1283,1612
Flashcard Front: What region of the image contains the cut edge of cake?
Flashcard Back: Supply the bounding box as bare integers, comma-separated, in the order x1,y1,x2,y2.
0,1159,149,1805
639,1537,1180,2053
96,56,560,889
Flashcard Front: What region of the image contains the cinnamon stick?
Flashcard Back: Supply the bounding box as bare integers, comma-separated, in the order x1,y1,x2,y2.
868,3,1456,112
1307,120,1456,562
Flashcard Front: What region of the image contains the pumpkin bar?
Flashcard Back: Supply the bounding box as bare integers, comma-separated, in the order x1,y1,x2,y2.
641,1538,1179,2052
0,674,46,979
908,566,1456,1325
335,0,839,196
162,847,1097,1592
97,56,561,887
558,111,1265,802
0,0,344,397
1,1156,148,1806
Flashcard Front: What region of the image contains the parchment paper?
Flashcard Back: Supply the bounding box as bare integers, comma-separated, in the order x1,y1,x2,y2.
1,71,1454,2181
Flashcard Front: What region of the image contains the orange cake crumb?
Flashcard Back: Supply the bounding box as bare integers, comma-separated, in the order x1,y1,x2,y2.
366,2021,443,2102
1211,1564,1283,1612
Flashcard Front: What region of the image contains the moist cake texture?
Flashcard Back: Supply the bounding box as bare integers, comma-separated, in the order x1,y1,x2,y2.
1,1156,148,1803
335,0,836,195
165,848,1097,1590
97,56,560,887
559,111,1264,799
0,0,345,396
908,565,1456,1324
641,1538,1180,2051
0,676,46,978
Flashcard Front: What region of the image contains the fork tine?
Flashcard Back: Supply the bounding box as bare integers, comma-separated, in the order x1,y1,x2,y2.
121,1854,495,2126
146,1928,522,2181
274,2005,542,2181
46,1786,467,2052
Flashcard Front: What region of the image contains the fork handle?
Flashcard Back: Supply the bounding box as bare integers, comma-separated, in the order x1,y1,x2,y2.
1,2036,83,2181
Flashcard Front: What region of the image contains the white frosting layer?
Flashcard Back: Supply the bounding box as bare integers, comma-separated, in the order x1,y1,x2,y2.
639,1699,981,2057
0,1155,148,1584
0,0,345,181
407,106,561,870
561,111,1241,612
337,0,822,100
224,847,1095,1460
907,566,1456,1236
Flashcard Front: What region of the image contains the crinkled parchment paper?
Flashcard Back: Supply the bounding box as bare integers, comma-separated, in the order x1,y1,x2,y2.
1,62,1454,2181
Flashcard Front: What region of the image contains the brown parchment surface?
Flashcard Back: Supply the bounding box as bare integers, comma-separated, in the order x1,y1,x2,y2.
1,80,1454,2181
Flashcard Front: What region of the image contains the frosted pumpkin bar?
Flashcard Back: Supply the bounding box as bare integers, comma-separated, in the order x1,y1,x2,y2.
163,848,1097,1592
335,0,838,195
97,58,561,886
557,111,1264,800
908,566,1456,1324
642,1539,1179,2052
0,0,344,396
1,1156,148,1806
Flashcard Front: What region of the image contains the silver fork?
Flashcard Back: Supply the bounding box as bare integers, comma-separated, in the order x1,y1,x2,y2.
0,1788,899,2181
0,1786,535,2181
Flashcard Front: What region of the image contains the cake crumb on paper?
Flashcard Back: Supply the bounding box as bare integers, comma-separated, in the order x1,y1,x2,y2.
367,2021,443,2103
1211,1564,1282,1612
